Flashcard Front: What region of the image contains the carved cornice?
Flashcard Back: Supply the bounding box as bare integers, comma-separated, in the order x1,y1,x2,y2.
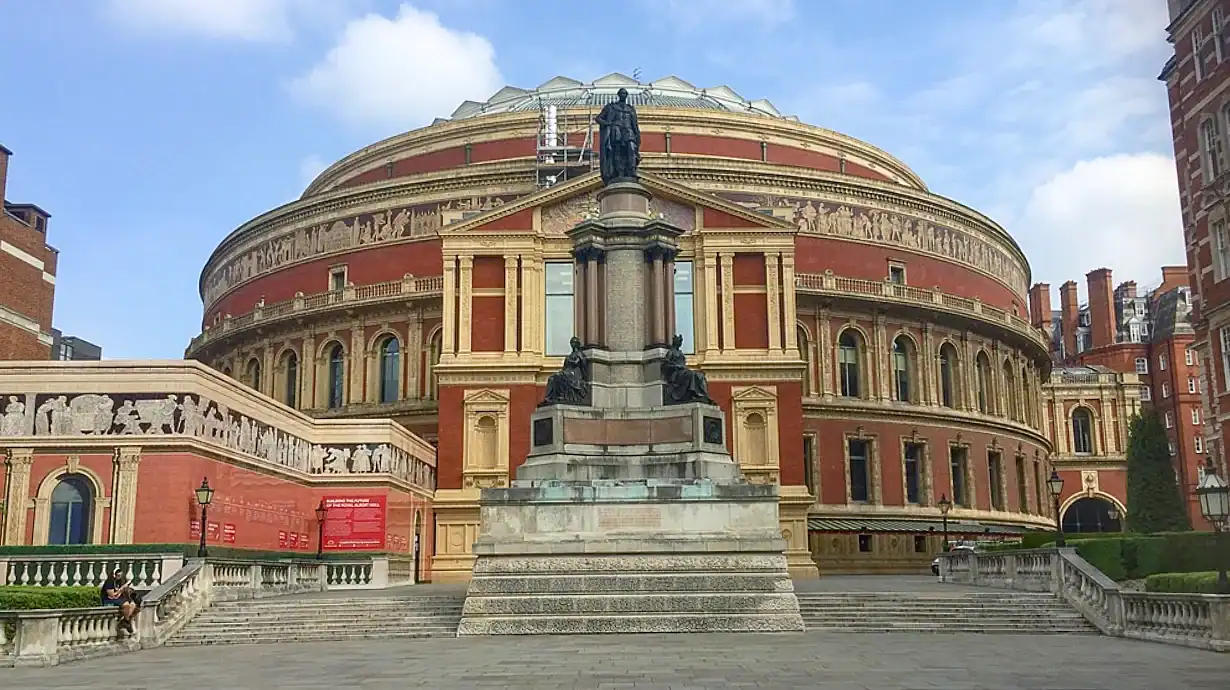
801,399,1051,450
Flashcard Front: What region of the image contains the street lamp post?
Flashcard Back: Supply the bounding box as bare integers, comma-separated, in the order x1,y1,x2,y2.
1107,506,1120,533
315,500,328,560
1196,459,1230,594
194,478,215,558
1047,470,1066,548
938,494,952,552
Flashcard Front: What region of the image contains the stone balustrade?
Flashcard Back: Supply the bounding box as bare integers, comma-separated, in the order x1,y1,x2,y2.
0,553,414,666
1,553,185,589
941,548,1230,652
188,274,444,353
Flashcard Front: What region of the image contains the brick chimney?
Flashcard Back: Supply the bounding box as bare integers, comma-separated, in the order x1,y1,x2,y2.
1159,265,1189,293
0,144,11,203
1086,268,1115,349
1060,281,1079,358
1029,283,1051,330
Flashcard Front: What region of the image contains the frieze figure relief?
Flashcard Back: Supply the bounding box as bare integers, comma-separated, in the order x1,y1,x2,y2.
0,396,27,436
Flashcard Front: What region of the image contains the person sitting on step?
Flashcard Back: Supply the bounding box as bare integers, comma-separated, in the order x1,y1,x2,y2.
101,569,139,636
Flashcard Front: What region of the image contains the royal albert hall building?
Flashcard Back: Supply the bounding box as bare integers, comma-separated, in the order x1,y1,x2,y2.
186,74,1056,582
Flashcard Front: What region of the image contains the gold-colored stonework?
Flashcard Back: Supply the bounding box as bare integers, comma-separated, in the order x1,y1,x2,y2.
540,193,696,236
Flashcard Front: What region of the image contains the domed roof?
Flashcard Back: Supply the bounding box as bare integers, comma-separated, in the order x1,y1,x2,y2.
440,73,796,123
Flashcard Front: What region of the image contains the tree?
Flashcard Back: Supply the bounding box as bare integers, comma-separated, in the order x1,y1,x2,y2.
1125,409,1192,534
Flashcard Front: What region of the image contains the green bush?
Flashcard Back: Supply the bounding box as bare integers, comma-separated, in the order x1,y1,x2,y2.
1145,572,1227,594
0,586,102,611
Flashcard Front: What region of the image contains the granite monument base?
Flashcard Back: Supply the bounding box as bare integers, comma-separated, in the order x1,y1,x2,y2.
457,479,804,635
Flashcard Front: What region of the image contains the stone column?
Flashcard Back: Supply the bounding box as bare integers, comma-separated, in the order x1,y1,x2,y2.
703,252,719,356
573,258,587,346
586,251,602,346
921,324,936,405
962,333,977,412
300,333,316,409
458,256,473,354
720,253,735,352
348,325,365,405
818,309,833,400
664,252,677,341
873,314,889,401
111,447,141,545
261,341,275,398
766,253,782,352
649,251,665,345
406,314,422,399
442,257,457,356
782,255,797,353
2,448,34,546
504,256,519,354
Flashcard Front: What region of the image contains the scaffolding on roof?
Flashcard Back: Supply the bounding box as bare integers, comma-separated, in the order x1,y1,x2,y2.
535,98,596,190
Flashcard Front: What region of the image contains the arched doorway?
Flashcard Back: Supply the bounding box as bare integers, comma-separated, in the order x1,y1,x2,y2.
1061,496,1122,533
48,474,93,545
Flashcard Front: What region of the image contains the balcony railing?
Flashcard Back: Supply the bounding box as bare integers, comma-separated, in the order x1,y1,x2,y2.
189,274,443,354
795,271,1045,348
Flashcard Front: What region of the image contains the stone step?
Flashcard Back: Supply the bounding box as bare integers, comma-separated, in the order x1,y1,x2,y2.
186,615,462,628
802,616,1088,625
180,622,460,635
795,594,1061,601
804,624,1096,634
209,597,463,610
466,572,792,595
462,592,800,616
457,612,806,635
166,630,457,646
472,553,790,575
797,605,1078,613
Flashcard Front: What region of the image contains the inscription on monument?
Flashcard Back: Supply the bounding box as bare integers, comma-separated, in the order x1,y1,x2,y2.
703,417,723,445
597,505,662,532
532,417,554,447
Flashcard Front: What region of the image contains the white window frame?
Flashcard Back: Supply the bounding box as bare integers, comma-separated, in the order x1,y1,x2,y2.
1169,439,1177,454
1196,436,1206,454
1160,354,1169,371
1215,7,1226,63
1163,382,1171,398
1201,117,1224,182
1189,377,1198,394
1221,326,1230,393
1214,219,1230,281
1193,407,1202,425
1194,28,1207,81
1135,357,1149,374
1166,411,1174,428
1186,349,1196,367
1141,386,1152,402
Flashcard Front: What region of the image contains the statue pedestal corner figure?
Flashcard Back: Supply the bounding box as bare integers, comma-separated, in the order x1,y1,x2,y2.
539,337,591,408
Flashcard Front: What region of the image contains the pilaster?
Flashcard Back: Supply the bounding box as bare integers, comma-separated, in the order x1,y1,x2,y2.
921,324,936,406
522,256,543,355
111,447,141,545
261,341,275,398
406,313,422,400
766,253,782,352
778,485,819,579
962,333,977,413
703,252,720,356
818,309,833,400
442,256,458,356
348,324,365,405
873,314,889,401
2,448,34,546
781,255,798,354
300,333,316,410
719,252,735,352
458,255,474,354
504,255,519,354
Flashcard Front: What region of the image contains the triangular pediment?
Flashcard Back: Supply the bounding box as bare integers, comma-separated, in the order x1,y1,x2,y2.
440,171,794,239
731,385,778,402
463,388,510,405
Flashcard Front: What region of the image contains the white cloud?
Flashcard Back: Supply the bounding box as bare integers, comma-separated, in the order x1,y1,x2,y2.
1017,154,1184,290
287,4,504,130
105,0,298,42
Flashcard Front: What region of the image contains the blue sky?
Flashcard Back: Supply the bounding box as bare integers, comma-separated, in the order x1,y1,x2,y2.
0,0,1181,359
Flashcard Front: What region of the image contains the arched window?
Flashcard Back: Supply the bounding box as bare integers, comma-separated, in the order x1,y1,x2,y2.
327,343,346,409
379,336,400,404
938,343,958,409
891,335,914,403
1061,497,1121,533
246,359,261,391
48,475,92,545
837,330,863,398
282,351,299,408
1002,360,1018,421
1072,407,1094,454
798,325,811,397
975,351,992,413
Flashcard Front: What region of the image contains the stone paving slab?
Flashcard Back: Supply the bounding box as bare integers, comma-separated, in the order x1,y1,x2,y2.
3,632,1225,689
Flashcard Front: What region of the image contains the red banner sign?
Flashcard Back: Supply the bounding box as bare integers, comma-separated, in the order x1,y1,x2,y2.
299,533,310,549
322,495,387,550
206,522,220,541
189,520,201,539
223,524,237,544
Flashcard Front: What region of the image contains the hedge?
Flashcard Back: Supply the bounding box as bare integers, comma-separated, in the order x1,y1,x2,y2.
1014,532,1224,581
0,586,101,611
1145,572,1228,595
0,544,398,562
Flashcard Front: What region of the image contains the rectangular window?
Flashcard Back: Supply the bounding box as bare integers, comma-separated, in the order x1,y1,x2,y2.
904,442,923,504
1216,220,1230,281
1166,411,1174,428
1163,382,1171,398
329,267,347,292
913,535,927,553
988,451,1004,511
1201,117,1223,180
1216,7,1226,62
1033,461,1043,518
858,534,873,553
1186,349,1196,366
1015,456,1028,514
803,433,818,497
1189,377,1198,394
888,263,906,285
1193,407,1201,425
1222,326,1230,393
1160,354,1168,371
1194,29,1207,81
848,439,871,503
1168,439,1177,455
1135,357,1148,374
674,261,695,354
1141,386,1152,402
544,262,574,356
950,446,968,508
1196,436,1205,454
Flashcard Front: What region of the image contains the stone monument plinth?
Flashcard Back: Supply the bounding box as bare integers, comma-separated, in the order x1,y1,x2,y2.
457,107,802,634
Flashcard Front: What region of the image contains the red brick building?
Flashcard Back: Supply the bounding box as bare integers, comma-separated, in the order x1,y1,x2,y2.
1162,0,1230,523
1032,266,1207,530
184,75,1056,579
0,144,57,360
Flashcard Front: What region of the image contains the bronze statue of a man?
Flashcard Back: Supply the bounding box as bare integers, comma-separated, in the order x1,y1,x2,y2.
596,87,641,184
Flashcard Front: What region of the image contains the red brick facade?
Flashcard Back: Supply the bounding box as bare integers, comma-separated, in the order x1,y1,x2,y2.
0,145,57,360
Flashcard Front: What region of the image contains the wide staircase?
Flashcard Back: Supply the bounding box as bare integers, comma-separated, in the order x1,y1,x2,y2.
797,590,1097,634
166,592,465,646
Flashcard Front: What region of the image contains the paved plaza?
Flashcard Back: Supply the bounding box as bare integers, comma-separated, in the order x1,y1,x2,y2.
4,631,1226,689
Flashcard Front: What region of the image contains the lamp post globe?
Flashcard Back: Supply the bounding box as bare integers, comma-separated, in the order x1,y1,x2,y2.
1047,470,1066,548
195,477,214,558
1195,459,1230,593
1107,506,1120,532
315,500,329,560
